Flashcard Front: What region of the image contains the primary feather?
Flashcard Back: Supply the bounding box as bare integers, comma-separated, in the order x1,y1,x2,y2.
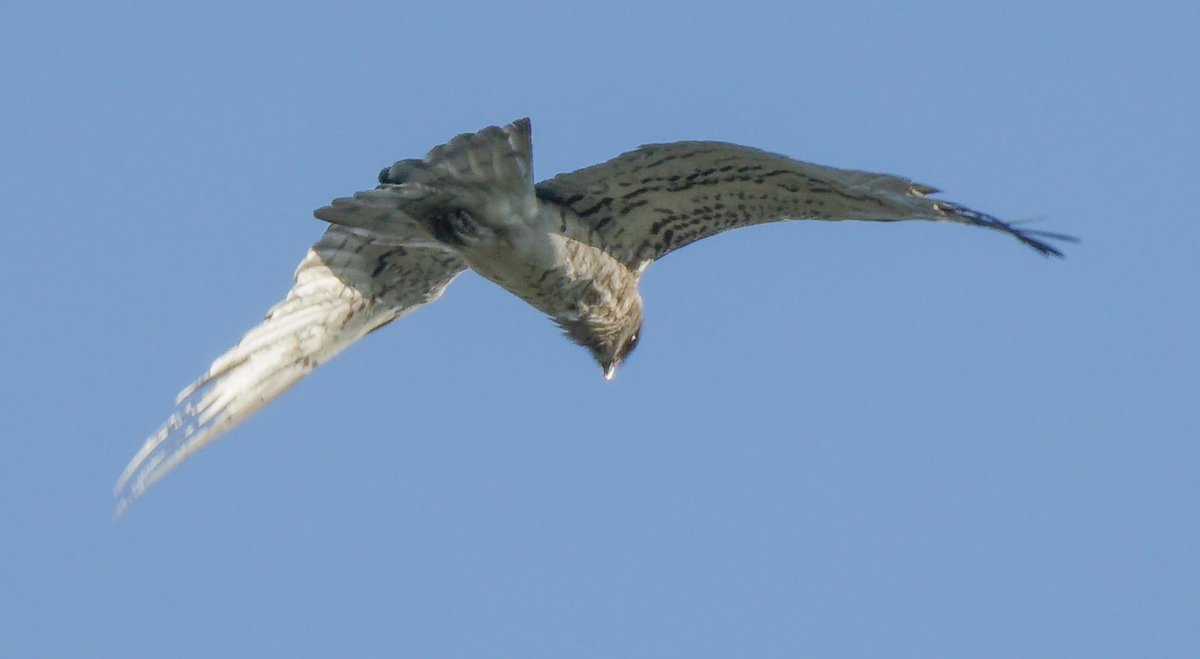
115,227,462,512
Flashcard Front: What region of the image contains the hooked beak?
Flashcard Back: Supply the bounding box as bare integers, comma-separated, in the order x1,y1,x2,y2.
602,362,617,381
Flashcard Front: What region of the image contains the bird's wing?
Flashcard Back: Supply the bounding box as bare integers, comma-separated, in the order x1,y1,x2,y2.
115,226,464,512
535,141,1076,268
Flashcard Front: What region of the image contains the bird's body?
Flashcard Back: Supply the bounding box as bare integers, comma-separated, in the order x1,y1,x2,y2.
115,118,1074,511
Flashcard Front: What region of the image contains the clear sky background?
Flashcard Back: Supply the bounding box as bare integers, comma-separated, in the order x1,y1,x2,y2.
2,2,1195,657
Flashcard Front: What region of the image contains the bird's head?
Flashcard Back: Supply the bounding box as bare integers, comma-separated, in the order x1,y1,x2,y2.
595,321,642,381
558,297,644,381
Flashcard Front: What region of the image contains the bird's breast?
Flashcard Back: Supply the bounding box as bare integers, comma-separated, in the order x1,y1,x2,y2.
462,228,637,327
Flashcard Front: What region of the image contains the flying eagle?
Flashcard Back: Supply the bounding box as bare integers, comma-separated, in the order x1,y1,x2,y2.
115,118,1074,511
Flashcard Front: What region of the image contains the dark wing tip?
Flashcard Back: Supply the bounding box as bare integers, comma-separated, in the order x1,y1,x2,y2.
936,202,1078,258
1013,228,1081,258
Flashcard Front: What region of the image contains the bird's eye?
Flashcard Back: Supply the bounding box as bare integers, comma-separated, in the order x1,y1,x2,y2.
623,332,640,356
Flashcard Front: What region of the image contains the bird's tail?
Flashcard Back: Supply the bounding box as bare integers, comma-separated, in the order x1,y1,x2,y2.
422,117,534,192
318,118,539,238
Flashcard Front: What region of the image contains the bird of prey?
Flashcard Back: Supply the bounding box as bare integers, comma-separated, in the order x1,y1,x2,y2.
115,117,1074,511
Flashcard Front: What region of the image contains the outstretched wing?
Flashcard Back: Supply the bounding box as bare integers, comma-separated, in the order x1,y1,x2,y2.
115,226,464,512
536,141,1075,268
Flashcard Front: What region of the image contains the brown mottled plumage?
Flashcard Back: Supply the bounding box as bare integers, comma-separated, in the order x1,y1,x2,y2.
116,118,1074,511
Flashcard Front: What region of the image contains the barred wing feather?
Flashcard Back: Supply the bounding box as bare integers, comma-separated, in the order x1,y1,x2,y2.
536,141,1075,267
115,227,463,512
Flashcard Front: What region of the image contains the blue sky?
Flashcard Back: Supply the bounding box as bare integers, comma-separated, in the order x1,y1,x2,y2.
2,1,1196,656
